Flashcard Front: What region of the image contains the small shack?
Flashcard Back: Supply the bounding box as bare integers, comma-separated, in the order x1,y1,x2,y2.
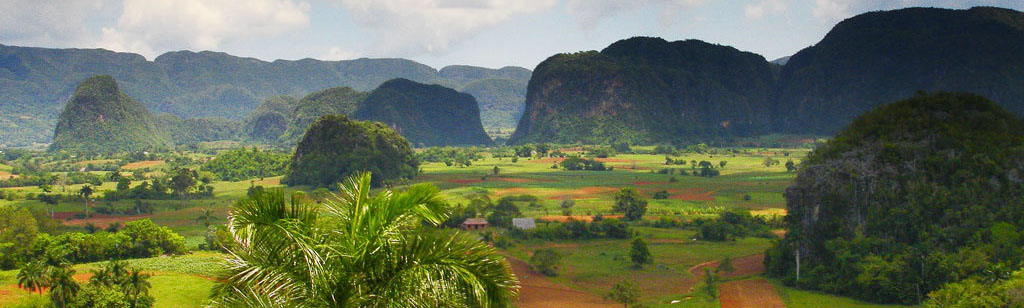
460,218,488,230
512,218,536,230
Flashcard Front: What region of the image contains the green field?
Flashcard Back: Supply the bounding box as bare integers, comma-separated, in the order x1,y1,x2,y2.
0,252,222,307
2,147,904,307
775,282,915,308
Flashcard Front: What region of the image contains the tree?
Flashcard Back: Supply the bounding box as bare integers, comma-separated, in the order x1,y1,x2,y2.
605,280,640,308
117,177,131,191
79,185,94,217
784,160,797,172
492,165,500,175
762,157,779,168
560,199,575,215
195,208,217,228
49,266,80,308
613,188,648,221
630,238,652,267
38,193,59,219
17,261,48,295
530,248,560,277
487,197,522,228
719,161,727,168
108,171,122,183
169,168,196,208
703,268,719,299
211,172,519,307
716,257,735,274
124,268,152,308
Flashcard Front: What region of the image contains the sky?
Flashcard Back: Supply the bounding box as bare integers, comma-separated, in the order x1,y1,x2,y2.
2,0,1022,70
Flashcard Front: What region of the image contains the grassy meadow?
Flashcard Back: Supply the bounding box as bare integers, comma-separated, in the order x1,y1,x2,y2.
0,145,909,307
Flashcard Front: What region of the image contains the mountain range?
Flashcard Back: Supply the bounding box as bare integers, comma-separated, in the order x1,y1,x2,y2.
9,6,1024,148
511,6,1024,144
0,46,529,147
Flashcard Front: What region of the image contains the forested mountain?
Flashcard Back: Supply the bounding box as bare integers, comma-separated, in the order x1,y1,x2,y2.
0,45,529,147
280,87,367,145
460,78,527,129
50,76,170,153
354,79,493,146
766,92,1024,304
284,114,418,187
509,37,775,144
772,6,1024,134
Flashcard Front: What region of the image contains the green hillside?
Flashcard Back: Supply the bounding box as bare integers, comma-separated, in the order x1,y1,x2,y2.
0,45,529,147
354,78,493,146
284,114,418,187
49,76,171,154
460,78,527,130
772,6,1024,134
280,87,367,145
766,92,1024,304
509,37,775,145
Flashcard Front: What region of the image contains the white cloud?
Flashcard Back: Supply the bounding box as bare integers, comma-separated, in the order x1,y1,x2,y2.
322,46,361,61
812,0,851,22
0,0,110,47
99,0,311,58
336,0,556,56
745,0,787,20
564,0,707,29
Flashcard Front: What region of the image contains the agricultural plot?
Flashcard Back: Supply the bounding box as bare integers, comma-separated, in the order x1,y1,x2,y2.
3,148,866,307
0,252,222,307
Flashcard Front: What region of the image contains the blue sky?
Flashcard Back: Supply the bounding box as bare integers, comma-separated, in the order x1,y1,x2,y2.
2,0,1022,70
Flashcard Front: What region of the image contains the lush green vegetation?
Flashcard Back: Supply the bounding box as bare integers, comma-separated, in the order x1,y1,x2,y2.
280,87,367,145
0,209,185,270
213,174,518,307
354,78,493,146
766,93,1024,304
201,148,289,181
773,7,1024,134
0,44,529,148
510,37,775,145
283,115,419,187
460,78,527,131
50,76,171,154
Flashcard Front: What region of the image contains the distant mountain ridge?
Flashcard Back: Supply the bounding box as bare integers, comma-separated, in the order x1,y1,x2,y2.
0,45,529,147
509,37,775,145
511,6,1024,144
772,6,1024,134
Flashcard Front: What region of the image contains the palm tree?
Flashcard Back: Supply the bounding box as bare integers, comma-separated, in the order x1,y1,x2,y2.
79,185,94,217
48,266,79,308
124,268,151,308
90,260,129,287
16,261,48,295
211,172,519,307
195,208,217,227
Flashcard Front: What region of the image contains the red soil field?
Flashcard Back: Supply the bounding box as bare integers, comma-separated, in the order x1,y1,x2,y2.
719,279,785,308
540,186,620,200
538,215,624,223
53,212,152,229
507,256,615,308
688,254,766,280
669,188,715,201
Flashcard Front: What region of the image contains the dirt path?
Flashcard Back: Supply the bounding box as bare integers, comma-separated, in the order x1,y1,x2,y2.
688,253,765,279
506,256,615,308
719,279,785,308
